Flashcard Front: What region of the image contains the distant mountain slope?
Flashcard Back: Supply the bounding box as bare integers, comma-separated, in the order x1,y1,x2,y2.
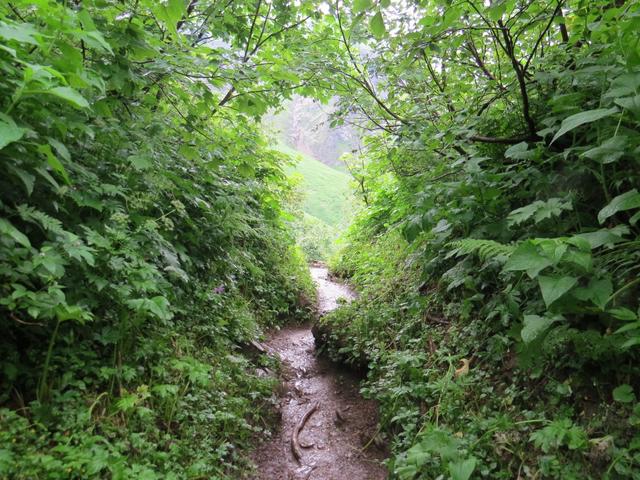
277,143,353,227
263,96,360,169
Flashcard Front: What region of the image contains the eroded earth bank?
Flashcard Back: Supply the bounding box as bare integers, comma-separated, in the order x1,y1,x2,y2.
251,266,387,480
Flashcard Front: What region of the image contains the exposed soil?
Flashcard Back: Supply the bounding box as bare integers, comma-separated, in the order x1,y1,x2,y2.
250,266,387,480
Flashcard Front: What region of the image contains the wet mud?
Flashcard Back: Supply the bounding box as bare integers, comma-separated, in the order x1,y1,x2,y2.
250,267,387,480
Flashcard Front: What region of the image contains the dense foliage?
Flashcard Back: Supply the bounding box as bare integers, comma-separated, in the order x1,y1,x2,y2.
278,143,354,261
318,0,640,478
0,1,317,477
3,0,640,478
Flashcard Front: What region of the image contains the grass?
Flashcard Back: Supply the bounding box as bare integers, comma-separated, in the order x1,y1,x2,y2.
277,143,353,227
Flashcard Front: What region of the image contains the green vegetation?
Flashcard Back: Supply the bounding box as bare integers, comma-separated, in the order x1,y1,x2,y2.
264,95,359,168
293,213,340,263
275,143,354,261
2,0,640,479
317,1,640,479
0,1,316,478
279,143,353,227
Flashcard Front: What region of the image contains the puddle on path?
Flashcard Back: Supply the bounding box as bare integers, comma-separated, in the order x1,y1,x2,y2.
250,266,387,480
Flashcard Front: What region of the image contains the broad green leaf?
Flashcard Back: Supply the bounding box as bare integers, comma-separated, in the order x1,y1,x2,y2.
589,278,612,310
47,86,90,109
521,314,560,343
572,278,612,310
38,144,70,184
504,141,532,160
0,44,17,57
404,216,422,243
154,0,186,37
566,236,591,252
128,296,173,321
0,21,41,45
508,198,571,226
149,296,173,321
487,2,506,21
615,95,640,115
605,73,640,99
566,426,588,450
128,154,153,170
38,246,66,277
35,166,60,190
369,11,386,39
178,145,198,160
0,114,26,149
504,242,552,278
598,189,640,224
26,86,90,110
8,166,35,196
531,419,586,452
615,321,640,335
622,337,640,349
583,136,628,164
48,138,71,162
449,457,477,480
538,275,578,307
0,218,31,248
574,227,628,248
64,241,96,266
507,202,539,226
57,305,92,323
77,9,97,30
551,107,618,144
152,384,179,398
549,243,568,264
75,11,113,53
115,393,139,412
562,248,592,272
73,30,114,54
608,307,638,321
613,384,635,403
432,219,450,233
353,0,373,13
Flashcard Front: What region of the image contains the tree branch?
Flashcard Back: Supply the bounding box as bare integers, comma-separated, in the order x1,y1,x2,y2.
497,19,538,138
336,9,407,124
468,133,537,144
243,0,262,61
253,15,312,54
557,5,569,43
523,0,565,71
217,7,310,109
465,38,506,90
8,3,26,21
176,0,199,31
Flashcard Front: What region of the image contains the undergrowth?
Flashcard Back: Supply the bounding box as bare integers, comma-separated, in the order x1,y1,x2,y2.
320,2,640,479
0,1,315,478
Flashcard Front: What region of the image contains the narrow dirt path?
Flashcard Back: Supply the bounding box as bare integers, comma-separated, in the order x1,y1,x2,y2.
250,266,387,480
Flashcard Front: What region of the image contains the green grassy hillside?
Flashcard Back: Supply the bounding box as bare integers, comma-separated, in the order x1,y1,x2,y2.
278,143,353,227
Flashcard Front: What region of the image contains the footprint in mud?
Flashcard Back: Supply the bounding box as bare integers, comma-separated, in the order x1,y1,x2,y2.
250,266,387,480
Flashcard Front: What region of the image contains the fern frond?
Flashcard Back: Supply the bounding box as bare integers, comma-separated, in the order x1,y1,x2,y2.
449,238,515,263
598,240,640,282
17,204,66,236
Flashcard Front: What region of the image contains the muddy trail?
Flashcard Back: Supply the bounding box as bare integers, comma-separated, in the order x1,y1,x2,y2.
250,266,387,480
